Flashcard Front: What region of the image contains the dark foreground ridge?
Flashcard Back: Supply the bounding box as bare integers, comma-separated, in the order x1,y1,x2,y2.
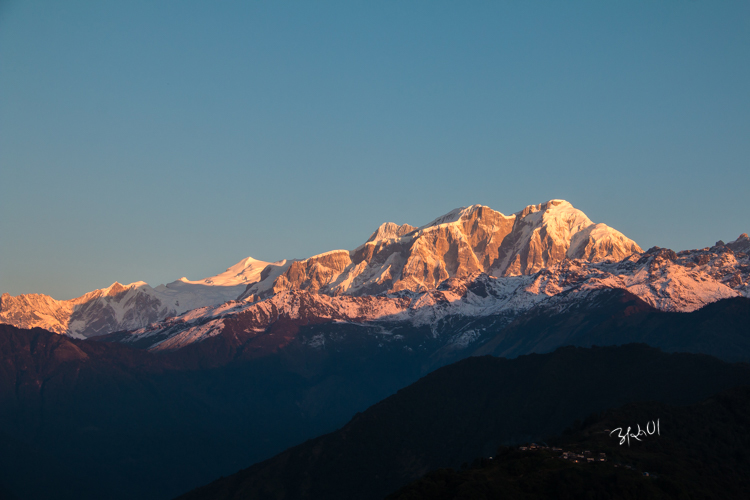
0,324,424,500
473,293,750,363
176,344,750,500
389,385,750,499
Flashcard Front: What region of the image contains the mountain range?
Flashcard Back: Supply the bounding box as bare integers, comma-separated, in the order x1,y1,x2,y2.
1,199,749,500
2,200,747,358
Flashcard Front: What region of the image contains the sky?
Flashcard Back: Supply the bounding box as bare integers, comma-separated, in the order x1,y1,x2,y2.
1,0,748,300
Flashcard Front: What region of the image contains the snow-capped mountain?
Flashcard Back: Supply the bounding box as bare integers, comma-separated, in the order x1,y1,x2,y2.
115,236,749,353
0,257,277,338
243,200,641,300
2,200,747,351
2,201,747,500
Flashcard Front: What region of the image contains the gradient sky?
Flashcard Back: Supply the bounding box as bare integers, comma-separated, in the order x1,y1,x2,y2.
1,1,749,300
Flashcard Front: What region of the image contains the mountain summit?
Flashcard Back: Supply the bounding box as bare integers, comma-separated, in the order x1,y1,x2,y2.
255,200,641,297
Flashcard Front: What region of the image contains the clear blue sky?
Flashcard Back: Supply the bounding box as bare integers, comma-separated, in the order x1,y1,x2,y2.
1,1,748,299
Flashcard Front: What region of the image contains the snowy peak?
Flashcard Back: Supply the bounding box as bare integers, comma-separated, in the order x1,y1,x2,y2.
105,281,130,297
258,200,642,296
422,206,475,228
62,281,147,306
367,222,418,243
515,199,569,218
421,204,513,230
535,200,592,234
567,224,642,262
494,200,641,276
185,256,272,287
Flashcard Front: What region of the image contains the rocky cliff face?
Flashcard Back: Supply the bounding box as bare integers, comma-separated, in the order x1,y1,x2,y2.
0,293,75,336
249,200,642,297
271,251,353,294
366,222,418,242
726,233,750,254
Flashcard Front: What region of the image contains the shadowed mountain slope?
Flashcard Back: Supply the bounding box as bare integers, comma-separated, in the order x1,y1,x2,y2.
175,345,750,500
388,385,750,500
0,325,426,500
471,292,750,362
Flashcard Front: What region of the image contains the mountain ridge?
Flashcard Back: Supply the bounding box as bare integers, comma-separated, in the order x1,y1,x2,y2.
2,200,748,347
114,240,749,354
